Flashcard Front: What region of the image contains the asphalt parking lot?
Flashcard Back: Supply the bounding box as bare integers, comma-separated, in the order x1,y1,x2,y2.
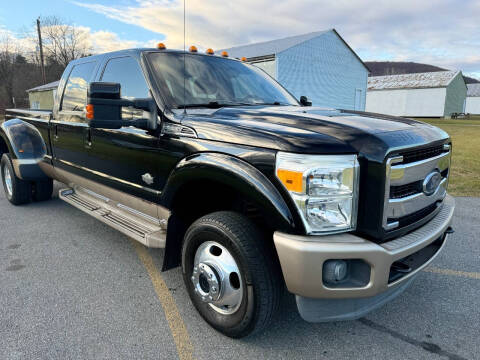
1,183,479,360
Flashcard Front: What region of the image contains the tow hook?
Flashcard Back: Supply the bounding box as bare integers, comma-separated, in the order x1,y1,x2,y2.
445,227,455,234
391,261,412,274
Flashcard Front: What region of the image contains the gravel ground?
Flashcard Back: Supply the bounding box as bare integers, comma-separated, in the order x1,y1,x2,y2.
0,184,479,360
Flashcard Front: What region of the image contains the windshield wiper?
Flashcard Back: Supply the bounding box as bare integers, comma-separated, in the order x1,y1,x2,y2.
177,101,291,109
178,101,252,109
250,101,290,106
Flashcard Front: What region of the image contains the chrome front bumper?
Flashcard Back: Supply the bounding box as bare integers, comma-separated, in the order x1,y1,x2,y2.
273,195,455,321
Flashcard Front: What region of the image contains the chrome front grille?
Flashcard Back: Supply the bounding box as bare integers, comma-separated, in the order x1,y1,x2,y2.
383,144,451,231
399,144,445,164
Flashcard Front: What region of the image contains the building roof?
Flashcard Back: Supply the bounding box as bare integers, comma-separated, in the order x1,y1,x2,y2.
467,83,480,97
367,71,461,90
221,30,330,58
219,29,369,71
27,80,59,93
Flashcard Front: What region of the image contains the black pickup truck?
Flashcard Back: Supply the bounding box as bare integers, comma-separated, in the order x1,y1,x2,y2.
1,46,454,338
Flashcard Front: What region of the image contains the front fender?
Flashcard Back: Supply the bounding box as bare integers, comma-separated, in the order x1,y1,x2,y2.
161,152,295,231
0,119,49,180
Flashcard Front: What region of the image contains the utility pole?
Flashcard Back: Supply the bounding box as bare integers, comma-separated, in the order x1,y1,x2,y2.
36,17,46,84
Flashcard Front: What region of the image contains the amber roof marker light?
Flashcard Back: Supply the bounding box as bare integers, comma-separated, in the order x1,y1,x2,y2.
189,45,198,53
221,51,229,57
157,43,166,50
206,48,214,55
241,57,247,62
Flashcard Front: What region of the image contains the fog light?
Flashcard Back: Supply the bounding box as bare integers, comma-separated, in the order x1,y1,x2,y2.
323,260,348,284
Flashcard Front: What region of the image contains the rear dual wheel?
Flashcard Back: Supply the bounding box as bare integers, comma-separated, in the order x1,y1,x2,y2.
1,154,32,205
182,211,281,338
1,154,53,205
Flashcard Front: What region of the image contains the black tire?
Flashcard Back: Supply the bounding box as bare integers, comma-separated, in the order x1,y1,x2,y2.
32,178,53,202
182,211,281,338
1,154,31,205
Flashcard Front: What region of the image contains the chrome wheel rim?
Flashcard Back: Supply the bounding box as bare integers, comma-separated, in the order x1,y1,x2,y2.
3,166,12,197
192,241,244,315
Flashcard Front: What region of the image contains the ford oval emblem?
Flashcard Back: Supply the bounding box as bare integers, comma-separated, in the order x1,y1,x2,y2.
423,171,442,196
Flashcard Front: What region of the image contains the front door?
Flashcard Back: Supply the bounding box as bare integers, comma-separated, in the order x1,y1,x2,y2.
87,55,162,202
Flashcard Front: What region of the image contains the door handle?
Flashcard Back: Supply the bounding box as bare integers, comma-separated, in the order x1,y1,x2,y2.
53,125,58,141
85,128,92,148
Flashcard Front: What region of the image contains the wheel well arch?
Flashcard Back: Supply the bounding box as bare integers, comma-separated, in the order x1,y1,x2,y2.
171,177,272,229
0,119,49,181
162,178,278,271
160,152,296,271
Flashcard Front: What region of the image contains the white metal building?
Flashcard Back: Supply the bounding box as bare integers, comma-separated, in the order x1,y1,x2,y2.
465,83,480,114
220,29,369,110
366,71,467,118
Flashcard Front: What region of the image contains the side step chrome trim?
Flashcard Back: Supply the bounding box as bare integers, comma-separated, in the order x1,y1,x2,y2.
59,187,167,248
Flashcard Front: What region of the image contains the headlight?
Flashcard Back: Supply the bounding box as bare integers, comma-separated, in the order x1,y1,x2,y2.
275,152,359,234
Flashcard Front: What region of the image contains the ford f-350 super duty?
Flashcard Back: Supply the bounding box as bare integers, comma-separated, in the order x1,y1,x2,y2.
1,46,454,338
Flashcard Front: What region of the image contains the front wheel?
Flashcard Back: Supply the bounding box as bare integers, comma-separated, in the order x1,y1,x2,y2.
182,211,281,338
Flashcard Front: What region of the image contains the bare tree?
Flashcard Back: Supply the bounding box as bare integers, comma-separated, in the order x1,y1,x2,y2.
0,35,18,108
40,16,91,68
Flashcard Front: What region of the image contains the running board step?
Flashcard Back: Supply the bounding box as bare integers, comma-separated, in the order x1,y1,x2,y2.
59,187,166,248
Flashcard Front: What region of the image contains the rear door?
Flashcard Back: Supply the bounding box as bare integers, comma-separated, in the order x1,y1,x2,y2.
87,55,162,201
52,60,98,176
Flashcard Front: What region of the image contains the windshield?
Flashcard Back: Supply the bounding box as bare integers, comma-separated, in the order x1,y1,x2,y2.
147,52,299,108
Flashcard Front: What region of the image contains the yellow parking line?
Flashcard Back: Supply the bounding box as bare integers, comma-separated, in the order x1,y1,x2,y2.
423,266,480,280
131,240,194,360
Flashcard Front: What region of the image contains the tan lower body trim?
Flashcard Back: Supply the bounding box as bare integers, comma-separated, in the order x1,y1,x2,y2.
53,166,170,224
274,195,455,299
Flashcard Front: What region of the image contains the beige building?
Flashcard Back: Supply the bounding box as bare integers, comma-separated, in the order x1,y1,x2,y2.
27,80,59,110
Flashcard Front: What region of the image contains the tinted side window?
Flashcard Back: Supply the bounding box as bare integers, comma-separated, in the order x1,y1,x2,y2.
61,62,96,111
101,57,150,99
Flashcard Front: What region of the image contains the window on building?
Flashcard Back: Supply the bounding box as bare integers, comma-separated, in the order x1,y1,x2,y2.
61,62,97,111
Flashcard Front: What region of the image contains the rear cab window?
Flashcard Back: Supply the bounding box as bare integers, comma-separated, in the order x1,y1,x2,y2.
61,61,97,113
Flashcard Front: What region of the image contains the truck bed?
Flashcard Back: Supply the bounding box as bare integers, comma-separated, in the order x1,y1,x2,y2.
5,108,52,122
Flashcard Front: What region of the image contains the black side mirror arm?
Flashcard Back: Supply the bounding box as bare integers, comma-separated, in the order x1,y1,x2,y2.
300,96,312,106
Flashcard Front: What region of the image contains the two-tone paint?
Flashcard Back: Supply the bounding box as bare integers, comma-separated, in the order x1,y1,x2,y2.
1,49,451,271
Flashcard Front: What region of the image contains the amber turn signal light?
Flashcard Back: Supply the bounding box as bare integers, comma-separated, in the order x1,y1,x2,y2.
276,169,303,192
189,45,198,53
157,43,166,50
86,104,94,120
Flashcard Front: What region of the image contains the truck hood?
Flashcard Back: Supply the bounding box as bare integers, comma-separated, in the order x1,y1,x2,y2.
179,106,449,162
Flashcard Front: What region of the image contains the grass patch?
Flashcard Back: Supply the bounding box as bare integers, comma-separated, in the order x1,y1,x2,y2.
415,118,480,197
